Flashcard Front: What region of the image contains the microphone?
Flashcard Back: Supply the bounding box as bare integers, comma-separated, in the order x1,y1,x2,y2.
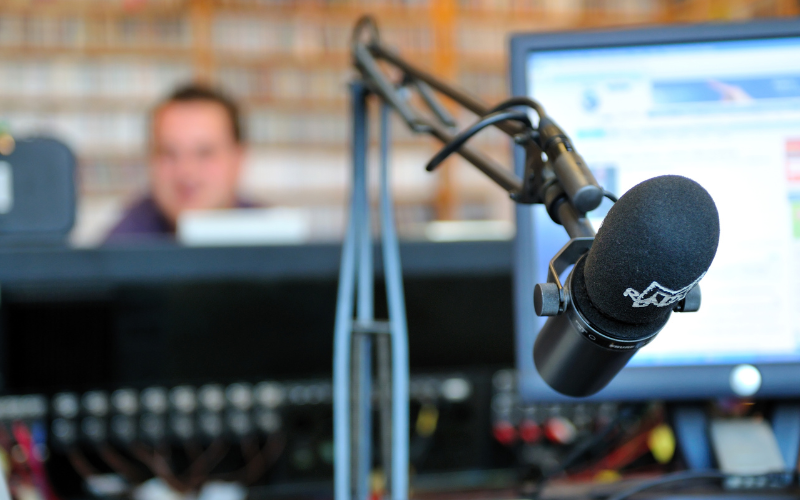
533,175,720,397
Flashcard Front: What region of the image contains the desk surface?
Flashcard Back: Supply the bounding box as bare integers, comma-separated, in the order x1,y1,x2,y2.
0,240,513,287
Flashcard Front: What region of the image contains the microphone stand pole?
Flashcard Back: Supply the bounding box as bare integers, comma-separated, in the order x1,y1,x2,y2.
333,16,604,500
333,80,410,500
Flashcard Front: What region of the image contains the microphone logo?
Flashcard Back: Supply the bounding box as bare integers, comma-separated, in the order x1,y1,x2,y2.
623,272,705,308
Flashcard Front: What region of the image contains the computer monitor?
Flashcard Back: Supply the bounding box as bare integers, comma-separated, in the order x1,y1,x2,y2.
510,19,800,401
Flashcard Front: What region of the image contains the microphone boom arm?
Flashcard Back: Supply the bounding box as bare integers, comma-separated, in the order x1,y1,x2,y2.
351,16,603,238
335,16,610,500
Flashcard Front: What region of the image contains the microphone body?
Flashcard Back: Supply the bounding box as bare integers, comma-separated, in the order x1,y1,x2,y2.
534,310,636,398
533,175,720,397
534,255,669,397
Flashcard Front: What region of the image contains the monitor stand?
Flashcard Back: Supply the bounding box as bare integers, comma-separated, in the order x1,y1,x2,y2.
673,405,714,469
772,404,800,471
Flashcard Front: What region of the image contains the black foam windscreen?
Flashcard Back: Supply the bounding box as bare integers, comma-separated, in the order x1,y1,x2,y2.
583,175,720,325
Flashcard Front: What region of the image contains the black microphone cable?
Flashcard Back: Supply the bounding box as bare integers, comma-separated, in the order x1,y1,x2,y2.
520,405,646,500
486,96,547,119
425,110,533,172
603,469,726,500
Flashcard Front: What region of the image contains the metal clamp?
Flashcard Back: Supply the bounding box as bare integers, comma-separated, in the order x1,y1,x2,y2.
352,320,392,335
533,237,593,316
673,285,701,313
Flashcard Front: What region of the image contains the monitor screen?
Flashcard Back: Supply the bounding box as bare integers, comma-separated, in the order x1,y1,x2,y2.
512,22,800,401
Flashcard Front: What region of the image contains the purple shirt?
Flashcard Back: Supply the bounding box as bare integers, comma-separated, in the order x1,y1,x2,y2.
104,196,256,245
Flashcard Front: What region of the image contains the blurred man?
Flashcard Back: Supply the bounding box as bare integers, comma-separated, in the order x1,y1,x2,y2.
106,85,252,243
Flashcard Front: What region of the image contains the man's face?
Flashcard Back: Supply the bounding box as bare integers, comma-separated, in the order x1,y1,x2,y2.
149,101,243,226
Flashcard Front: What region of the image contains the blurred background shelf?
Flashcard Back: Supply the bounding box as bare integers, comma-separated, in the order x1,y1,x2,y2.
0,0,797,246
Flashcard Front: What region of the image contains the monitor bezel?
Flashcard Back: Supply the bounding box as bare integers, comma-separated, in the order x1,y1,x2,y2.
509,18,800,402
